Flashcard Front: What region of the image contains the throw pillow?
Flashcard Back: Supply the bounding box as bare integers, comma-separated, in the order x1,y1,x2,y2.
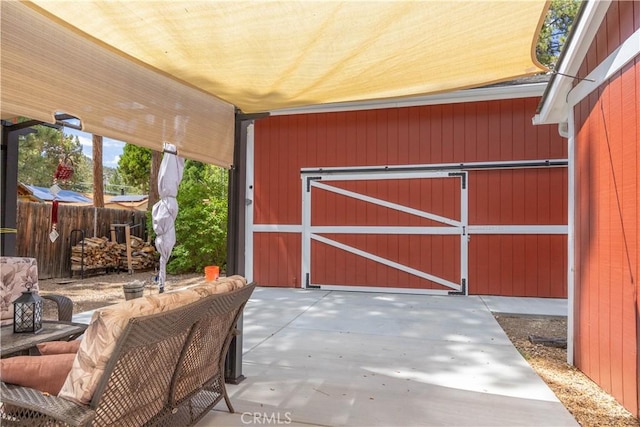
0,353,76,395
0,257,39,325
36,339,82,355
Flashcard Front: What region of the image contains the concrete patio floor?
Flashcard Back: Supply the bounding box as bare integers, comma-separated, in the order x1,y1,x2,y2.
198,287,577,426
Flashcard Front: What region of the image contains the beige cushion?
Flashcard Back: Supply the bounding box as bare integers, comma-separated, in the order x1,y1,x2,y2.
37,339,82,355
59,275,247,404
0,353,76,395
0,257,40,326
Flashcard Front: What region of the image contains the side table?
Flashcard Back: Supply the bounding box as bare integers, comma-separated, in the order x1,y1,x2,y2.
1,321,87,358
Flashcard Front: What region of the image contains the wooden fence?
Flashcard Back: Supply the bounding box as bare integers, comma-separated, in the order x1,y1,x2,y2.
16,201,148,279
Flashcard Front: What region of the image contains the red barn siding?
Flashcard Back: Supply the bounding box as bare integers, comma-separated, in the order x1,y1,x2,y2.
313,179,461,225
469,235,567,297
468,167,568,296
253,97,567,296
469,169,567,225
573,57,639,416
311,235,460,290
253,233,301,288
254,98,565,226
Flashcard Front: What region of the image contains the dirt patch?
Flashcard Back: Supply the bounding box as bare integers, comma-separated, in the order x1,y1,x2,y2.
39,270,203,319
38,274,639,426
495,315,639,427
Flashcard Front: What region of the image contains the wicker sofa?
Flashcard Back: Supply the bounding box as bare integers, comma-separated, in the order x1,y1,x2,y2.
0,256,73,324
0,276,255,426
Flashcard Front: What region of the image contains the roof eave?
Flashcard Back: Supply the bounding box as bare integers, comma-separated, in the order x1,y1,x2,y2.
270,82,548,116
534,0,612,125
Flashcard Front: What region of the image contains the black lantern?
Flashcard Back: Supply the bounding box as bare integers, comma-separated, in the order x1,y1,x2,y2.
13,284,43,334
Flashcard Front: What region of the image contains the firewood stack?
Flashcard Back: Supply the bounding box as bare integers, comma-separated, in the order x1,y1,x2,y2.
71,237,117,271
71,236,157,272
119,236,157,271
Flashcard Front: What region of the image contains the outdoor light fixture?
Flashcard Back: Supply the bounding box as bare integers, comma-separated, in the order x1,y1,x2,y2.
13,284,43,333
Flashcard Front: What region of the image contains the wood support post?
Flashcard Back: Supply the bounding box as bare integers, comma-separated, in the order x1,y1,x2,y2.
110,223,133,274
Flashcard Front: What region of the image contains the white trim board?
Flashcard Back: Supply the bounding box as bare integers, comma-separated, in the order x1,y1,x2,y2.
316,285,450,296
468,225,567,235
307,170,456,181
567,26,640,107
566,108,576,366
254,224,567,235
270,83,547,116
253,224,302,233
310,226,462,235
244,123,255,283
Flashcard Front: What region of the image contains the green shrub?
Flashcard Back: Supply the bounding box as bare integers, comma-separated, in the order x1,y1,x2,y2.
162,161,228,274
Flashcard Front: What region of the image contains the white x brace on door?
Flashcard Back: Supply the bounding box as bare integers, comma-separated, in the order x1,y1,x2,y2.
301,170,468,295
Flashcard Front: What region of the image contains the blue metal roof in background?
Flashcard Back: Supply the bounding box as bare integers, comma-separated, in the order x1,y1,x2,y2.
109,194,147,203
25,185,92,203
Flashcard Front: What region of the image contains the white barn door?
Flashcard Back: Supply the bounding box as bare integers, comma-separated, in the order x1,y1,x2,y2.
301,170,468,295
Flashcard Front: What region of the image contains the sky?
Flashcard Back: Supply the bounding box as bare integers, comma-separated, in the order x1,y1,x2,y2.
64,127,125,169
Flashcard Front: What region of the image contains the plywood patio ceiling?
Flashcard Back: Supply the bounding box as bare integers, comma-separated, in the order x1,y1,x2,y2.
2,1,548,166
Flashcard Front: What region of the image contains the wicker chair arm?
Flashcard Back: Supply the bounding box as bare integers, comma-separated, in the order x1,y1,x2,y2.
41,294,74,322
1,383,95,427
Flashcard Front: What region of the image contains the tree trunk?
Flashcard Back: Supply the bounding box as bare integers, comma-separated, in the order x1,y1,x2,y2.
148,150,162,212
92,135,104,208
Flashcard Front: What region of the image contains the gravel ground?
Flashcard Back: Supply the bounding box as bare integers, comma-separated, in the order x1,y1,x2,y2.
40,270,201,317
495,315,639,427
39,272,639,426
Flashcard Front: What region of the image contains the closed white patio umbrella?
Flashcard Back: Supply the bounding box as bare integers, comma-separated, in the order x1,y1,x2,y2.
152,143,184,293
